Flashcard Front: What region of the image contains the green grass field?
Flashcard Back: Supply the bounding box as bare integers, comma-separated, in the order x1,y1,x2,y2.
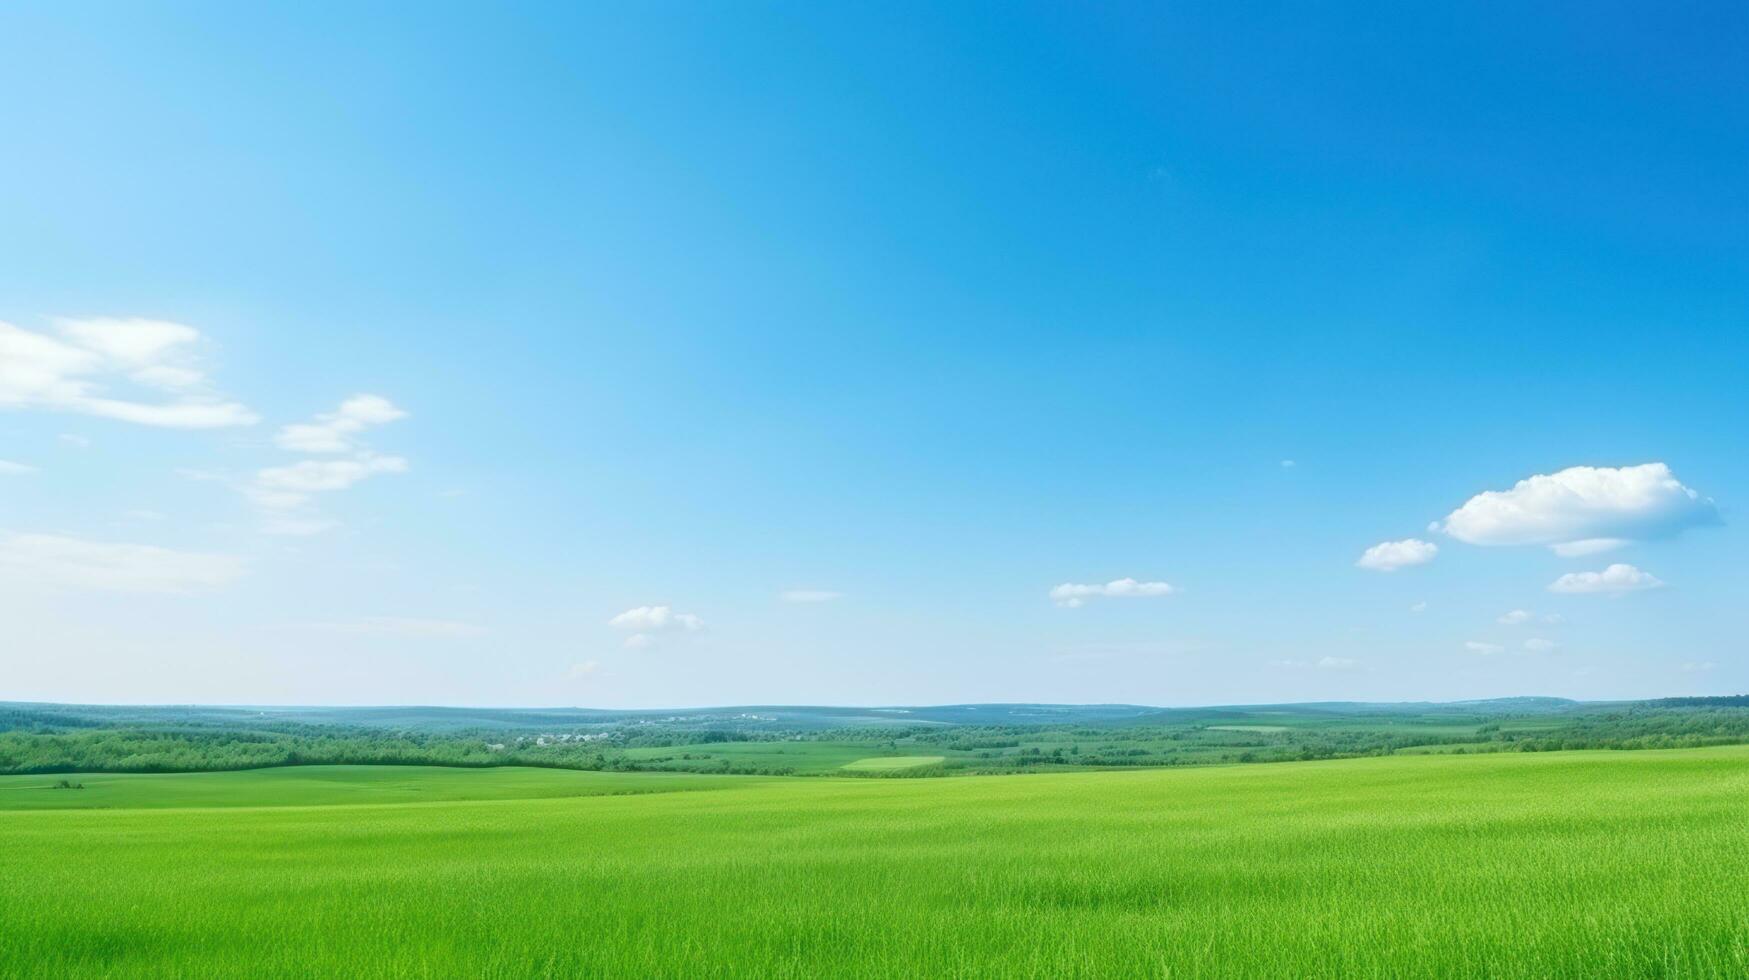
0,765,771,811
839,754,945,770
6,748,1749,976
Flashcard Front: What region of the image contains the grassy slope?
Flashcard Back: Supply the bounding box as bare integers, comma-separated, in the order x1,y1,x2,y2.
5,748,1749,976
0,765,773,811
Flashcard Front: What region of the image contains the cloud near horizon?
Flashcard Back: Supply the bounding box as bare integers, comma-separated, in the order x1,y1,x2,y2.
1434,463,1718,553
609,605,705,649
0,318,257,428
1050,578,1175,608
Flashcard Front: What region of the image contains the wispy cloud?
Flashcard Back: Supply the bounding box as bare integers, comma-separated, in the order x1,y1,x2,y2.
1465,641,1505,655
1050,578,1175,608
779,589,843,603
248,395,408,534
0,531,242,594
293,617,487,638
0,460,37,476
1269,656,1360,670
1355,538,1437,572
274,395,407,453
0,318,257,428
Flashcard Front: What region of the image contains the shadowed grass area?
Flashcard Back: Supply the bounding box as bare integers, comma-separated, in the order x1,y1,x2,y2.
5,748,1749,976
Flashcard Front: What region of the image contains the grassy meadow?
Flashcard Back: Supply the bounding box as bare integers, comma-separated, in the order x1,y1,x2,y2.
6,746,1749,976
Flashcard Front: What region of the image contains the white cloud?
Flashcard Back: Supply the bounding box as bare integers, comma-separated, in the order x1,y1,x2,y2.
275,395,407,453
59,434,90,448
1465,641,1505,655
246,396,409,534
569,660,602,678
0,531,242,594
1497,609,1532,625
622,633,654,650
1682,661,1716,673
1524,638,1558,652
1280,459,1296,469
780,589,844,603
1542,613,1566,625
1050,578,1175,608
0,460,37,476
297,617,486,638
609,605,705,633
0,318,257,428
1434,463,1718,552
255,456,409,499
1548,563,1665,595
1355,538,1437,572
1409,600,1428,614
1270,656,1359,670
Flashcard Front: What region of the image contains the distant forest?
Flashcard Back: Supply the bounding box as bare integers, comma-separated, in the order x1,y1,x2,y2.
4,697,1749,777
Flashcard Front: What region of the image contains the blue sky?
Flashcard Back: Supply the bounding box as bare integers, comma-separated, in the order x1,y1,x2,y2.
1,3,1744,707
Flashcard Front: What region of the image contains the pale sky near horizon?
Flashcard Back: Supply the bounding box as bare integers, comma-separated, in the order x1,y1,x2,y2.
1,3,1745,708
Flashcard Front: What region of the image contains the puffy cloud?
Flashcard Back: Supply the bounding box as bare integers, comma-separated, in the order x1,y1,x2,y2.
611,604,704,650
1548,563,1665,595
1280,459,1296,469
1409,600,1428,614
1434,463,1718,552
780,589,844,603
1355,539,1438,572
569,660,602,678
609,605,704,633
1524,638,1558,652
1497,609,1532,625
0,531,242,594
1465,641,1505,655
0,318,257,428
275,395,407,453
0,460,37,476
1050,577,1175,608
